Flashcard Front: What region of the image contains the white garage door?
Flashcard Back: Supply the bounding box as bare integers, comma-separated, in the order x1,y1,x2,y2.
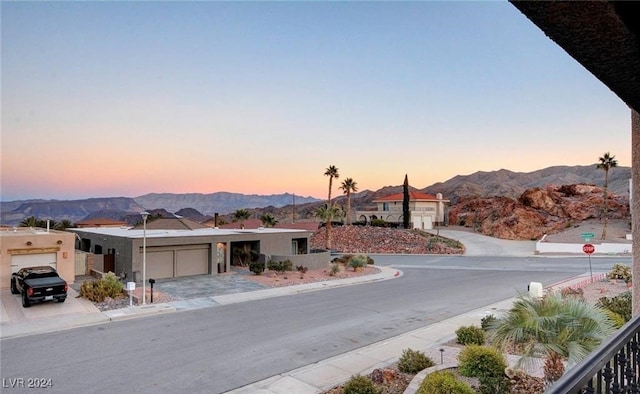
11,253,57,273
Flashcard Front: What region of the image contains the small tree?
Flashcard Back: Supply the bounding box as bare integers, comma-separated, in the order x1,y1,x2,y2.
403,174,410,229
314,203,343,250
232,209,251,228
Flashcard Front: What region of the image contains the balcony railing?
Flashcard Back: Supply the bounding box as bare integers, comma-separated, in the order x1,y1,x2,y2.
546,313,640,393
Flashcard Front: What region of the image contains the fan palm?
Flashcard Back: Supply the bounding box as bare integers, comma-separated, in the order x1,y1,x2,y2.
324,165,339,203
597,152,618,239
259,213,278,228
339,178,358,225
232,209,251,228
314,203,343,250
488,291,615,385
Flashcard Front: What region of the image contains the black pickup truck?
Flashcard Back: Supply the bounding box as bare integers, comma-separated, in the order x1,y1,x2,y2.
11,266,68,308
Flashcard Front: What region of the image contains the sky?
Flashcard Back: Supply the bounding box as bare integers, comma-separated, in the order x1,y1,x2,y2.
1,1,632,202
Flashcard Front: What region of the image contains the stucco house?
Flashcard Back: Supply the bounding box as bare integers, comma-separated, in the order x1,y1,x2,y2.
0,227,75,289
355,192,449,230
69,221,327,282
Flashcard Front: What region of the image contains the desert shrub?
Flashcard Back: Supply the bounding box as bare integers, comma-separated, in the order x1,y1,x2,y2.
480,314,496,331
456,325,485,345
597,291,632,322
267,259,293,273
349,254,368,271
397,348,434,374
478,375,512,394
457,345,507,379
249,260,264,275
366,256,375,265
80,272,125,302
608,263,632,283
329,262,340,276
561,286,585,300
604,309,626,329
342,375,380,394
335,254,354,265
417,371,474,394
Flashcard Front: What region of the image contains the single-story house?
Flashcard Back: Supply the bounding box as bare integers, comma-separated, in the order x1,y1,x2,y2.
69,221,327,282
0,227,76,289
355,192,449,230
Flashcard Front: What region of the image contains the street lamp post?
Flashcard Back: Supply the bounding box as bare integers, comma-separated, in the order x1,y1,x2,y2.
141,211,149,305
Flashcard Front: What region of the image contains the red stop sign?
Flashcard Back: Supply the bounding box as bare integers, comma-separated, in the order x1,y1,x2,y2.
583,243,595,254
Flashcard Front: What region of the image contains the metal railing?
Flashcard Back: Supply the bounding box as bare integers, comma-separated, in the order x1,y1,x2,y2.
546,314,640,393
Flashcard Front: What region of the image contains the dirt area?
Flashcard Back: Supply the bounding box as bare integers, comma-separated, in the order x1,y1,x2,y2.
542,218,631,244
238,264,380,287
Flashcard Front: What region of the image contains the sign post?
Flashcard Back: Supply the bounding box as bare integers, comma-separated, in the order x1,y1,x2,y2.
583,243,595,282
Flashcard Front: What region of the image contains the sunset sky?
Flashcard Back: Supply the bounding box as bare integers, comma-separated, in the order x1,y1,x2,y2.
1,1,631,202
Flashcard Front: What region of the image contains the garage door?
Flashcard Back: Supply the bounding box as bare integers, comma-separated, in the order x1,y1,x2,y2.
147,251,174,279
176,248,209,276
11,253,57,273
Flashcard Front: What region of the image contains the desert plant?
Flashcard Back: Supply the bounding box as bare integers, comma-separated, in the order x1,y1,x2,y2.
267,259,293,274
604,309,626,329
329,262,340,276
597,291,632,322
249,260,265,275
417,371,475,394
489,292,616,384
296,265,308,274
366,256,375,265
608,263,632,283
456,325,485,345
480,314,496,331
457,345,507,379
342,375,380,394
397,348,434,374
80,272,125,302
478,375,512,394
348,254,368,271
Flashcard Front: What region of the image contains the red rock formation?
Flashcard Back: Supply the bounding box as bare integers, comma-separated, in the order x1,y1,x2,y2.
448,183,629,240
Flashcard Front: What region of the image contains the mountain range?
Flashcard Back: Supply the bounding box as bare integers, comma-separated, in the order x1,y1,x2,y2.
0,165,630,226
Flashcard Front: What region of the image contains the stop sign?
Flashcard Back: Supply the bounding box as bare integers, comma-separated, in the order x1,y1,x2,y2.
583,243,595,254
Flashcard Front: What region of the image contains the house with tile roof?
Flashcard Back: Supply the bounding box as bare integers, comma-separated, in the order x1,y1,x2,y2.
354,192,449,230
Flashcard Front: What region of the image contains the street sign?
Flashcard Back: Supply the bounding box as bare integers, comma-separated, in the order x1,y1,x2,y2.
583,243,595,254
580,232,595,240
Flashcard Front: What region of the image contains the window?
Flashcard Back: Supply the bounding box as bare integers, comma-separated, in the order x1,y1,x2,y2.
382,202,389,211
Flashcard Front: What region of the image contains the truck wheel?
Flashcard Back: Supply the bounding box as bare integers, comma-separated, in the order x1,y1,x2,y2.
10,279,19,294
56,298,66,303
22,292,31,308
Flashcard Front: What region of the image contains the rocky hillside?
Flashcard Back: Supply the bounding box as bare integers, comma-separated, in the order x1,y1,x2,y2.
448,184,629,240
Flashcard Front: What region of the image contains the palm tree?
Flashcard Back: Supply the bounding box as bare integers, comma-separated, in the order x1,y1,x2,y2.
324,165,340,203
488,291,615,385
19,216,39,227
339,178,358,225
232,209,251,228
55,219,75,230
314,203,344,250
259,213,278,228
597,152,618,239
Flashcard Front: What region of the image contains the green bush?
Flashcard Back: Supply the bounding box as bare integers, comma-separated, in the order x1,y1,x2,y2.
267,259,293,273
349,254,368,271
604,309,626,329
366,256,375,265
608,263,632,283
455,325,485,345
478,375,512,394
342,375,380,394
457,345,507,379
249,260,264,275
80,272,125,302
397,348,435,374
597,291,632,322
480,314,496,331
417,371,474,394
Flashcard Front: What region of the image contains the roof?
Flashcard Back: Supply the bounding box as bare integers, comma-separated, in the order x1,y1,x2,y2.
76,218,127,227
510,1,640,113
131,217,209,230
69,226,309,239
373,191,448,203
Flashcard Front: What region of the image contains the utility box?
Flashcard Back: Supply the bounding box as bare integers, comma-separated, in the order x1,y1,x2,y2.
528,282,543,298
126,281,136,291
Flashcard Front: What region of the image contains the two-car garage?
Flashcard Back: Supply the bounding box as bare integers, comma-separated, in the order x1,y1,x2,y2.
145,245,210,279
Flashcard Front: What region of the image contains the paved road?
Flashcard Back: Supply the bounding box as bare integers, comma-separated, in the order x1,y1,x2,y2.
1,254,621,393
